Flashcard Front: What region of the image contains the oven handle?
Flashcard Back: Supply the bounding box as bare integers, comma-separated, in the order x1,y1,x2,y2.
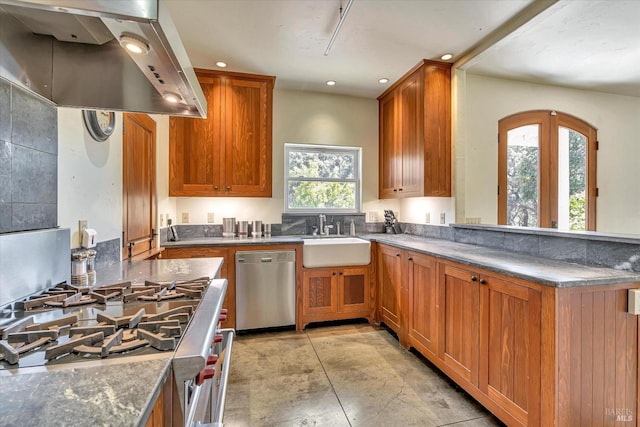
212,328,235,424
191,328,235,427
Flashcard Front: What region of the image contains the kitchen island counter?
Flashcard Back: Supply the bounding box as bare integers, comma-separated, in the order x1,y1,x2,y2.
362,233,640,287
0,355,171,427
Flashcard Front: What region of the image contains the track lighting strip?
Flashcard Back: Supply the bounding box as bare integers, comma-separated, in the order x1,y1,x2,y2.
324,0,355,56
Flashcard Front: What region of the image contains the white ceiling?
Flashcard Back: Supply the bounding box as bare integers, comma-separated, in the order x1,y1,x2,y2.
166,0,640,99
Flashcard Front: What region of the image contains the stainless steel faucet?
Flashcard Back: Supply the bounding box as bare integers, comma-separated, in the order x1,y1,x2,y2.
319,214,326,235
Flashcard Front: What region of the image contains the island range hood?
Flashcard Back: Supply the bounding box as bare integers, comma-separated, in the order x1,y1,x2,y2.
0,0,206,117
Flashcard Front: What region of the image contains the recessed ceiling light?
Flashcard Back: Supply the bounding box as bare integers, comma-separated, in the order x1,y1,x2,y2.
216,61,227,68
378,78,389,84
440,53,453,61
163,91,183,104
326,80,336,86
119,34,149,55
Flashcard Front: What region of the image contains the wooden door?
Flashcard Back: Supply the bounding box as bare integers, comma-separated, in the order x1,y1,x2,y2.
224,78,272,196
398,68,423,197
379,91,399,198
169,74,223,196
441,263,480,386
302,268,337,316
479,275,541,426
338,266,369,313
378,245,403,333
407,251,438,356
122,113,156,260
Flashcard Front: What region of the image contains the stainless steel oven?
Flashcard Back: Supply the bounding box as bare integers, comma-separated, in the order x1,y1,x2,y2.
0,229,234,426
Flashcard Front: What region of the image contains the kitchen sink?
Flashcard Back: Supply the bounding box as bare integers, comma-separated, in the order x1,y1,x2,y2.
302,237,371,268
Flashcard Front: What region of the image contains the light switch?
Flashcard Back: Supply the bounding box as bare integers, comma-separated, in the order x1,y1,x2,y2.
440,212,446,224
207,212,215,223
425,212,430,224
181,212,189,224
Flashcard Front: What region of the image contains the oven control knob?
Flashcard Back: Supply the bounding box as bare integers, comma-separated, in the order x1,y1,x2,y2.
196,367,215,385
211,334,223,346
206,354,219,366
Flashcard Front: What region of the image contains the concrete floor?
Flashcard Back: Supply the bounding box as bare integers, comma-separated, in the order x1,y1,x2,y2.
224,323,504,427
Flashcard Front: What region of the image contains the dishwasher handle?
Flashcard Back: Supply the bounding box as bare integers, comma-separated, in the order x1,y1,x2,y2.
260,257,272,263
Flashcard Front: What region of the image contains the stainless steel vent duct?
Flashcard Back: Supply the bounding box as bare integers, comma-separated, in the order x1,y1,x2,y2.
0,0,206,117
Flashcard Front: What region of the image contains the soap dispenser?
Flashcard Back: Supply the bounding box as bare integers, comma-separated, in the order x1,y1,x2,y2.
349,219,356,236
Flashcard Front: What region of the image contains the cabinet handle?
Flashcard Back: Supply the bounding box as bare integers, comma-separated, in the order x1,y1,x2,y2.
393,189,398,192
470,276,477,282
225,186,231,191
332,272,336,276
339,272,343,276
399,188,403,191
408,256,413,261
479,279,487,285
395,253,400,257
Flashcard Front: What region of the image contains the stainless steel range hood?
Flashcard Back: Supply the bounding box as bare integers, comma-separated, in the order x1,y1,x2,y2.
0,0,206,117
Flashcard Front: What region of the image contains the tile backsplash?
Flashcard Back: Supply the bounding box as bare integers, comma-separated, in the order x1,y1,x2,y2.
0,78,58,233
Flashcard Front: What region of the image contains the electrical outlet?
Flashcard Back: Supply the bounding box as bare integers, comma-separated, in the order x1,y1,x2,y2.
207,212,215,223
160,214,165,227
181,212,189,224
78,220,88,237
368,211,378,221
440,212,446,224
425,212,430,224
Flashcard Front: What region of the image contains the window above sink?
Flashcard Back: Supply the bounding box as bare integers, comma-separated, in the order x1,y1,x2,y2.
285,143,362,213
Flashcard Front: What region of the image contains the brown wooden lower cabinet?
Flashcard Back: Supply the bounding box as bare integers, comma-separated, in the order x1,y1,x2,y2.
161,246,233,329
376,242,639,427
161,244,302,331
300,265,371,329
377,244,404,335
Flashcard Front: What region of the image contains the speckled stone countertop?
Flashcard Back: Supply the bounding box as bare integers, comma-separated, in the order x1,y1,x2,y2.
362,234,640,288
162,235,303,247
0,258,226,427
0,355,171,427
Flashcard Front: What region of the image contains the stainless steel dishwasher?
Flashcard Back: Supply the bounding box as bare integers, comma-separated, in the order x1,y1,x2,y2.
235,250,296,331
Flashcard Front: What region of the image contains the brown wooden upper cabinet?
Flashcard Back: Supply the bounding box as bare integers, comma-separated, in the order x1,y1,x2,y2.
169,69,275,197
378,60,451,198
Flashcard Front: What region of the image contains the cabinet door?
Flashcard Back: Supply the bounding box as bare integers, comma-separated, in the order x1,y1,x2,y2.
423,62,451,196
169,74,223,196
441,264,480,386
479,275,541,427
338,266,370,313
302,269,337,316
224,78,272,197
398,69,423,197
407,252,438,356
379,91,399,198
378,245,403,333
161,247,233,329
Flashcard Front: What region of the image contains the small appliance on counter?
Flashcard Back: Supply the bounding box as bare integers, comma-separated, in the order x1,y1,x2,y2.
384,210,402,234
223,217,236,238
237,220,249,238
251,220,263,238
81,228,97,248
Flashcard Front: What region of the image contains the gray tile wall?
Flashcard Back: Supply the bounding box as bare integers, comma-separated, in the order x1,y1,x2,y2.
281,213,367,236
0,78,57,233
402,223,640,273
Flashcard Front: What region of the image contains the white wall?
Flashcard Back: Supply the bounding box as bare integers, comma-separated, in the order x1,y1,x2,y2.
58,108,123,248
167,89,397,225
461,73,640,234
58,110,168,250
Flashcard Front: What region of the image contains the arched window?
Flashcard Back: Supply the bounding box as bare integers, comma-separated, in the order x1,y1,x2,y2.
498,110,597,231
